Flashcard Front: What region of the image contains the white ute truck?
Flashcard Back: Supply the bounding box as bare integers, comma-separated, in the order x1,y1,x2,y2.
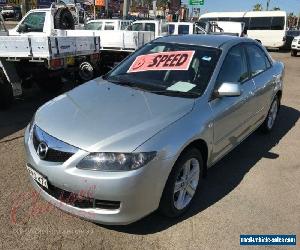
0,5,101,109
67,19,155,72
291,36,300,56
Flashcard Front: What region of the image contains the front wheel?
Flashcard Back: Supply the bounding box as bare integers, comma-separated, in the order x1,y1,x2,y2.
260,96,280,133
291,50,298,57
159,148,204,217
77,61,95,83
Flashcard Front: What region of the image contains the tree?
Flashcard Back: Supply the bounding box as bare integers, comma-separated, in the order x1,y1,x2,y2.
253,3,263,11
156,0,168,9
287,12,297,28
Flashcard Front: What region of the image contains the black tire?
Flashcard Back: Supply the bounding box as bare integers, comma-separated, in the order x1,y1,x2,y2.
77,61,95,83
159,148,204,217
260,95,280,133
0,70,14,110
36,76,63,93
291,50,297,57
54,8,75,30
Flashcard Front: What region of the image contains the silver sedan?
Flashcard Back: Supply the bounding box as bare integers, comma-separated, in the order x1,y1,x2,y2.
24,35,284,225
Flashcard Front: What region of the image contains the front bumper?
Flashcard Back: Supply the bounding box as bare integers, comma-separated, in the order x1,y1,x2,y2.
291,41,300,50
24,125,175,225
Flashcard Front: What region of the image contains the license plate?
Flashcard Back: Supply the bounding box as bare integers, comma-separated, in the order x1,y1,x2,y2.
66,56,75,66
26,165,48,189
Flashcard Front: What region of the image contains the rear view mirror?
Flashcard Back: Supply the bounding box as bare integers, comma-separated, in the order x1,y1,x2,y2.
215,82,241,97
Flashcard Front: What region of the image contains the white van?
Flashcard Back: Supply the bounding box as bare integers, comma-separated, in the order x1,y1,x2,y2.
200,11,287,48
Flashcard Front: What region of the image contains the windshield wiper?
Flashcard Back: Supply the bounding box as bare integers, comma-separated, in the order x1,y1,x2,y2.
105,74,165,91
148,90,199,98
105,75,200,98
105,75,138,87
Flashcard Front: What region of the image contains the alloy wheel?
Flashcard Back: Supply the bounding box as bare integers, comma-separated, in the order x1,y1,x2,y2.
267,99,278,130
173,158,200,210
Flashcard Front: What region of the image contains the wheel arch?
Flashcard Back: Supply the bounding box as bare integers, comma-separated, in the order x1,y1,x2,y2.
276,90,282,101
179,139,209,177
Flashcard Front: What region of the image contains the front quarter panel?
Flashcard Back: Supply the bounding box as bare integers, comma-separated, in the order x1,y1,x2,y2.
134,99,214,196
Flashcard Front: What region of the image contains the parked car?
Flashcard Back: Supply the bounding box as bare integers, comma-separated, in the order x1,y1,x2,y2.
283,30,300,50
0,6,101,109
291,35,300,56
1,5,22,21
24,35,284,225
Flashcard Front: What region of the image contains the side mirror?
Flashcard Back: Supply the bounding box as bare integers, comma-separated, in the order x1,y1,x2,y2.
17,23,28,33
215,82,242,97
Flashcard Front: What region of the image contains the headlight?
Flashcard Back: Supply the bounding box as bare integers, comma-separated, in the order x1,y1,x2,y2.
76,152,157,171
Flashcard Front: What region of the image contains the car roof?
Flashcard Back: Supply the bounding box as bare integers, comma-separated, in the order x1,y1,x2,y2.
154,34,251,49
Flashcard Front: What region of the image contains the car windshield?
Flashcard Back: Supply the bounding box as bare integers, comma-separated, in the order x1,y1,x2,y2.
105,42,220,98
20,12,45,32
85,22,103,30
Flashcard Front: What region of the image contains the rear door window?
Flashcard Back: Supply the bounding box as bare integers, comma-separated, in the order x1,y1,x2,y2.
168,24,175,34
120,21,130,30
246,45,269,77
104,22,115,30
178,25,190,34
145,23,155,32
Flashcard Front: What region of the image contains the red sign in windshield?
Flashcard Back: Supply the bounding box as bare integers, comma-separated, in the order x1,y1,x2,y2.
127,50,195,73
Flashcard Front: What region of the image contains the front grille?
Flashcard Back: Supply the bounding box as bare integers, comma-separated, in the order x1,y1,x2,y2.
37,181,120,210
32,125,78,162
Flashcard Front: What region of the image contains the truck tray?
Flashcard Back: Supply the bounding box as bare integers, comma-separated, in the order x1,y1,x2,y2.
0,35,100,59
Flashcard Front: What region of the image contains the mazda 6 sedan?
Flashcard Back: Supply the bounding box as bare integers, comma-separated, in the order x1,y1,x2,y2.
24,35,284,225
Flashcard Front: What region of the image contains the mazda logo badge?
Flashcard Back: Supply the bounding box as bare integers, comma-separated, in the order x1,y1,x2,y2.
37,142,48,160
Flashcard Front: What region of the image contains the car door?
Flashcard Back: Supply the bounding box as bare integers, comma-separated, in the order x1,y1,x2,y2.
245,44,275,123
209,44,256,163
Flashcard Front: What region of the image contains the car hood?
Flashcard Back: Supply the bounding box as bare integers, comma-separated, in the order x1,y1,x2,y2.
35,79,195,152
